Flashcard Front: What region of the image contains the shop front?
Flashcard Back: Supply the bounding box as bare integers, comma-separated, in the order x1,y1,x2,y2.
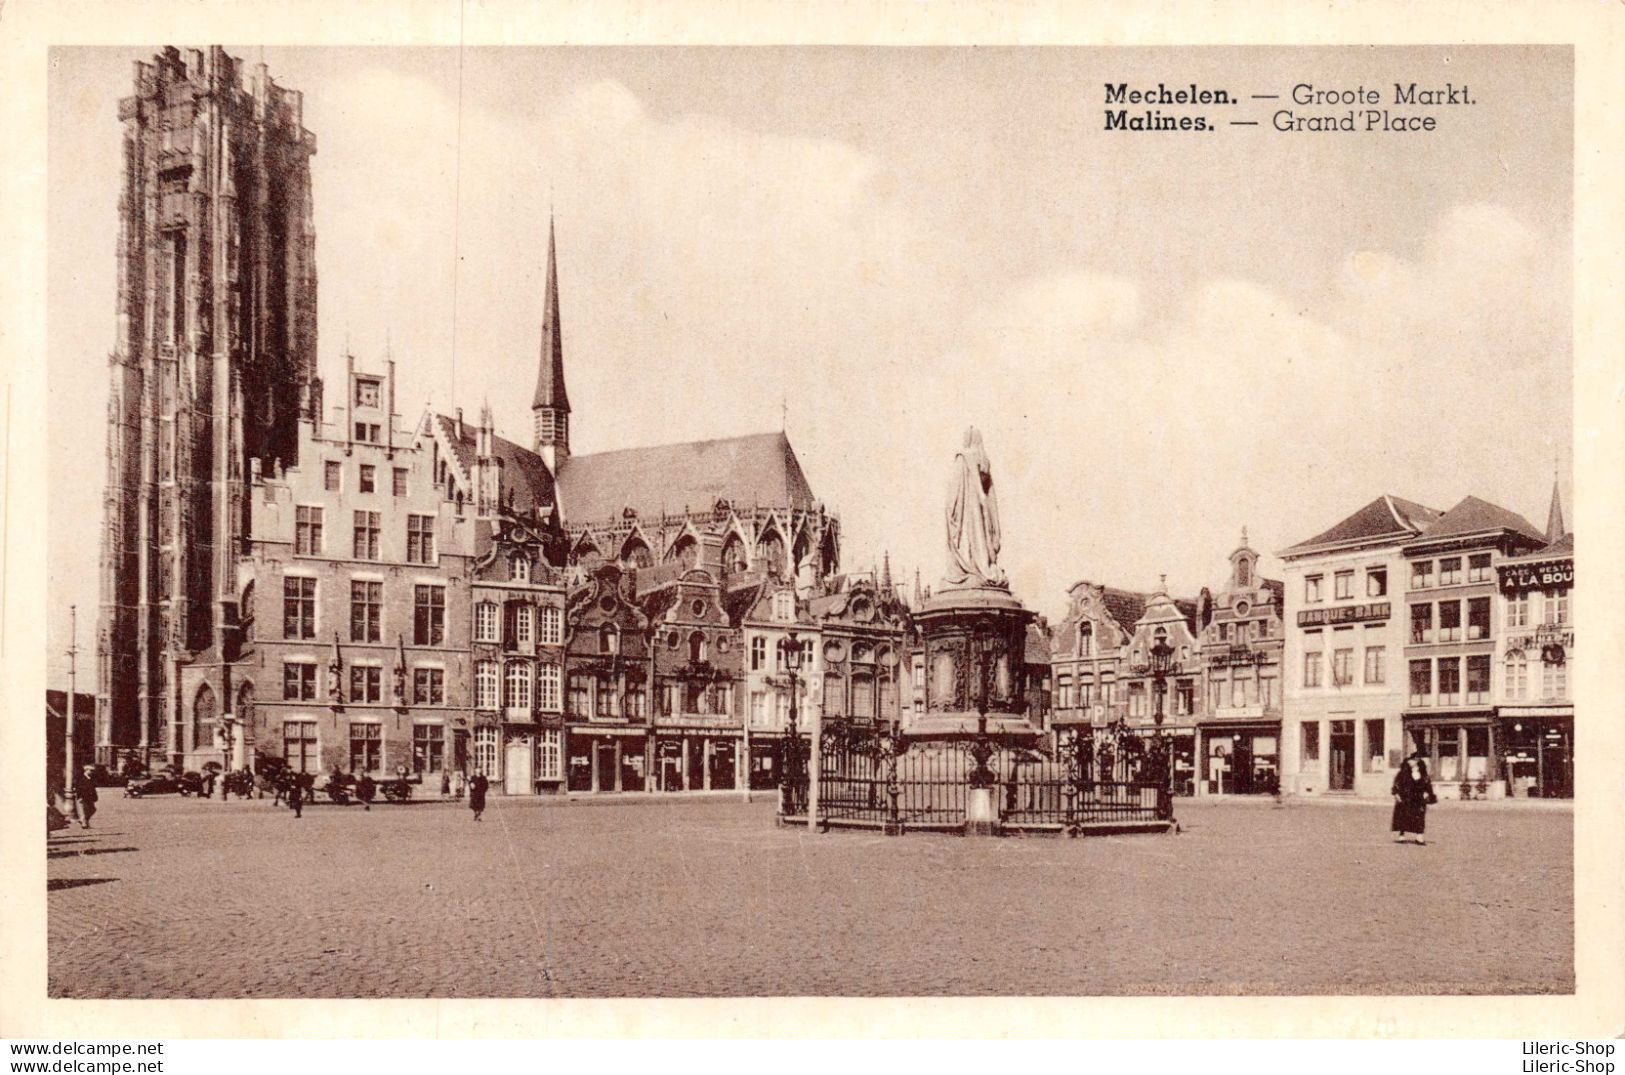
1197,721,1281,796
1402,711,1500,799
652,721,745,792
1497,710,1572,799
565,727,650,793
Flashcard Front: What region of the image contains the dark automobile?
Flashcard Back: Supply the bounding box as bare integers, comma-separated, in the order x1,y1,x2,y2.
87,764,128,788
125,770,206,797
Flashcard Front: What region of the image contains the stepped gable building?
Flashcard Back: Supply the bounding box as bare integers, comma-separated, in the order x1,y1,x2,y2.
1398,494,1546,799
1495,483,1572,798
1278,495,1442,798
1048,579,1203,795
561,565,655,793
97,47,319,764
1193,531,1286,796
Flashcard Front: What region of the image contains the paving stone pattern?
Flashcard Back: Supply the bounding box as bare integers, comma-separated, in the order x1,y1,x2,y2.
47,794,1572,998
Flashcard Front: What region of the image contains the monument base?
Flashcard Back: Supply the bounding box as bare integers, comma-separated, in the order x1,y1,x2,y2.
965,786,997,836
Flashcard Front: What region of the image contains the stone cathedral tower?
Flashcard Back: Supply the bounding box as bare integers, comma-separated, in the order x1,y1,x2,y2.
97,47,317,763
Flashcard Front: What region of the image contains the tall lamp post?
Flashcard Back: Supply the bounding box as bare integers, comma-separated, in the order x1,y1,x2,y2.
781,630,803,816
64,604,81,821
1149,636,1174,818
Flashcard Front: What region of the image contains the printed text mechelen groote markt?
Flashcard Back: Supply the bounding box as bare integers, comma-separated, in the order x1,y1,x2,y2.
1103,81,1476,132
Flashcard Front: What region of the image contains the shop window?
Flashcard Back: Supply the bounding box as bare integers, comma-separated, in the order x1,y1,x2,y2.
1408,659,1432,706
1438,557,1462,586
1468,554,1491,583
1467,597,1490,641
414,667,445,706
1437,657,1461,706
1334,571,1353,600
535,729,562,781
1410,561,1433,590
1300,722,1320,765
1364,645,1386,685
1363,720,1385,772
1366,568,1387,598
349,722,381,772
1436,731,1461,782
283,720,318,773
295,505,323,556
412,724,444,773
1438,601,1461,642
1409,603,1433,644
1465,727,1490,779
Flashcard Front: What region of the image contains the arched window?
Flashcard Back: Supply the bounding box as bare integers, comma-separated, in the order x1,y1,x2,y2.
622,537,653,569
504,662,533,710
600,625,619,655
1079,623,1092,657
192,683,217,754
1505,651,1528,701
511,557,530,583
689,631,707,663
756,530,784,575
666,535,698,569
721,535,748,578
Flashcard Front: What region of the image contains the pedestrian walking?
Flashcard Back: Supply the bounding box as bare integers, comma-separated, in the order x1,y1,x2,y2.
203,769,218,798
73,765,99,829
356,772,376,812
1391,750,1437,845
288,773,304,819
272,770,289,807
468,771,489,822
440,769,451,800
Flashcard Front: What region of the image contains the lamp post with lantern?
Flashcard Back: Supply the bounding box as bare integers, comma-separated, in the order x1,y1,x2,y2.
1149,634,1175,820
780,629,804,817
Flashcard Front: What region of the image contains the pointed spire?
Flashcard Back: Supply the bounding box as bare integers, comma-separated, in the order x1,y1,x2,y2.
1546,478,1565,543
881,551,893,591
532,214,569,414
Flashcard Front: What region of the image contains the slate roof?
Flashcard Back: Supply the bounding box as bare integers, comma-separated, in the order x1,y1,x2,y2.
1099,588,1148,635
1541,532,1574,557
1261,578,1285,608
433,414,557,518
556,431,817,528
1280,495,1441,556
1024,624,1052,665
1409,495,1546,547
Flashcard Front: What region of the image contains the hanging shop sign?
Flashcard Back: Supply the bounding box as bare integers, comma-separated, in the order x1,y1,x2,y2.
1498,560,1574,593
1297,601,1390,628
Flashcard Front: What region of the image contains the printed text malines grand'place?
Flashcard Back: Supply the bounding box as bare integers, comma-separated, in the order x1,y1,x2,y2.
1105,83,1234,105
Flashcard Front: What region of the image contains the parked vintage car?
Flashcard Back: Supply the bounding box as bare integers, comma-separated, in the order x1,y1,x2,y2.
87,764,128,788
125,770,206,797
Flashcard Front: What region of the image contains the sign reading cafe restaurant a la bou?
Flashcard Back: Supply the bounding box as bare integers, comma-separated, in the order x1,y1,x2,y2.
1498,560,1575,594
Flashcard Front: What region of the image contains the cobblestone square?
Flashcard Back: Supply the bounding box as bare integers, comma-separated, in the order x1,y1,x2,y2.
47,794,1572,998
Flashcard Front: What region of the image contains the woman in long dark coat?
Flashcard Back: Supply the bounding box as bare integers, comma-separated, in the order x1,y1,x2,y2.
1391,751,1436,844
468,771,489,822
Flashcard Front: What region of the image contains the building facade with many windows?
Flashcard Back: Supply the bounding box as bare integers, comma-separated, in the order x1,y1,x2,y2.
1398,496,1546,799
1279,496,1441,797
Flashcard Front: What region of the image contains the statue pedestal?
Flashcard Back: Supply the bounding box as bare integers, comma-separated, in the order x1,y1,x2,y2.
965,787,996,836
907,583,1041,740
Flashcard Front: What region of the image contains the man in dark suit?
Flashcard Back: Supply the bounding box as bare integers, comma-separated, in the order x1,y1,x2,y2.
72,766,99,829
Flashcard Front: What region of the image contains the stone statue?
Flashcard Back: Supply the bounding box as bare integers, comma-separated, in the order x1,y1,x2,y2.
945,426,1006,589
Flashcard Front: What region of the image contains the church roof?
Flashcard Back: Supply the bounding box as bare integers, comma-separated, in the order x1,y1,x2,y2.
432,414,557,518
1409,495,1546,546
1280,495,1441,557
555,431,817,528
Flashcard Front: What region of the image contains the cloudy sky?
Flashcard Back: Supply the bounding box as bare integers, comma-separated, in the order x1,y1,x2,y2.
47,45,1571,680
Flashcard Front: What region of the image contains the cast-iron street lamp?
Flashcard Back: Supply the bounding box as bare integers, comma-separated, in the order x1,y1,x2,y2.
782,629,803,814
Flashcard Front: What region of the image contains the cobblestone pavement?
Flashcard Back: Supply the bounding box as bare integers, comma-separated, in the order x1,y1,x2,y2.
47,793,1572,998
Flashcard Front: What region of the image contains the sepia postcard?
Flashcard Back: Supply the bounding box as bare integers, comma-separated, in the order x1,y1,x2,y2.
3,0,1623,1043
